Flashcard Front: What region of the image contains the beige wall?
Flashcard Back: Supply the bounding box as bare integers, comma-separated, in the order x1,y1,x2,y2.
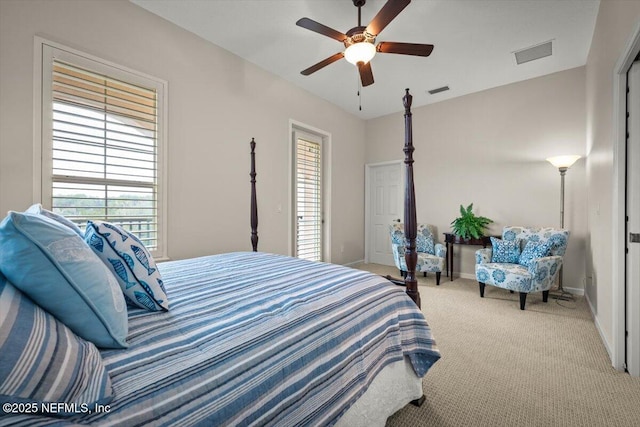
365,68,588,290
585,0,640,357
0,0,366,264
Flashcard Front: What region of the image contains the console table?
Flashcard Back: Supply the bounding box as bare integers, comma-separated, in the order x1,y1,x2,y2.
443,233,493,281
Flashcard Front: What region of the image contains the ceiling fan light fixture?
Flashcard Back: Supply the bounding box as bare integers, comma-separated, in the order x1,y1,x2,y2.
344,42,376,65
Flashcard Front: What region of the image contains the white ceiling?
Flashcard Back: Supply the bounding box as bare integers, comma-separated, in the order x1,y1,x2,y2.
131,0,600,120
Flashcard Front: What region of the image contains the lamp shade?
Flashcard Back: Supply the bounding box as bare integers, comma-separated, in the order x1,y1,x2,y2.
546,155,581,170
344,42,376,65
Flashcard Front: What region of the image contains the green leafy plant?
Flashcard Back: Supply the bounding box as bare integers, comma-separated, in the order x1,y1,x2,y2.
450,203,493,240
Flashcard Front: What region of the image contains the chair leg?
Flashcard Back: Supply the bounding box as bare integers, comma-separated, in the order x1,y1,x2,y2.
542,290,549,303
436,272,441,286
479,282,485,297
519,292,527,310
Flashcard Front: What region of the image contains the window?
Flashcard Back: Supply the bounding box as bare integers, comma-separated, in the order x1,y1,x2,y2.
40,42,167,258
294,132,323,261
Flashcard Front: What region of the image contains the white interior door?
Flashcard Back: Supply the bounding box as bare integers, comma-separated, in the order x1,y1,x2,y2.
367,162,402,265
626,61,640,376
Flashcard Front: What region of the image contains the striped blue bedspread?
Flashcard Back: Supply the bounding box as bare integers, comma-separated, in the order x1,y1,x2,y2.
4,252,440,426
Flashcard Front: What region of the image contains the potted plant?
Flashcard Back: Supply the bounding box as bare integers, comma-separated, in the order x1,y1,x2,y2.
450,203,493,240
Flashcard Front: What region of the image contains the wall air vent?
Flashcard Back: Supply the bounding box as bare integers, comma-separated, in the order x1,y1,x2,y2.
514,40,553,65
428,85,449,95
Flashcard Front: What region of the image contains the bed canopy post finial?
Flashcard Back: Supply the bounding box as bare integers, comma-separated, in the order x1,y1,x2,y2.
402,89,420,308
250,138,258,252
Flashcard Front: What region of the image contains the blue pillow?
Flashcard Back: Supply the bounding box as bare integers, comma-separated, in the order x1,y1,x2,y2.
518,240,553,267
85,220,168,312
24,203,83,238
0,211,128,348
0,273,113,415
490,236,521,263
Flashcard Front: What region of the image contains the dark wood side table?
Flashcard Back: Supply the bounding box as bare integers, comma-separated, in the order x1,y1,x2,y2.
443,233,493,281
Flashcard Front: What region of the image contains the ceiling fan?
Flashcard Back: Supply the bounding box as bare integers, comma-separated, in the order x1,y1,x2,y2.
296,0,434,87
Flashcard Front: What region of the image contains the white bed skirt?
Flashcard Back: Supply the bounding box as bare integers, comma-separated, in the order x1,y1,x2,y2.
336,357,423,427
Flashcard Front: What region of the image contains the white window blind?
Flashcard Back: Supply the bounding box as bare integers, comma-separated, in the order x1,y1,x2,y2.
295,137,322,261
44,49,162,252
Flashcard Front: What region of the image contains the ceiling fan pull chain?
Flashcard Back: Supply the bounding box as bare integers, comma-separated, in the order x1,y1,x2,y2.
357,74,362,111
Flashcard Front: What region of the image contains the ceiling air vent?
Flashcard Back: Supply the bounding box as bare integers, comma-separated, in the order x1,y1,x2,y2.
428,85,449,95
514,40,553,65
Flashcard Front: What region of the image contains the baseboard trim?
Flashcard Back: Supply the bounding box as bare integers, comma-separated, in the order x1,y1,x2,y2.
564,286,585,296
586,292,614,364
343,259,365,267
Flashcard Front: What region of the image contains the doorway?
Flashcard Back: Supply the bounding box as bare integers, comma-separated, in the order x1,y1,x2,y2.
613,23,640,376
625,60,640,376
290,124,331,262
365,161,403,265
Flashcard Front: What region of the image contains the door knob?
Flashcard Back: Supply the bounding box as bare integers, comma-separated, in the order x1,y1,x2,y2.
631,233,640,243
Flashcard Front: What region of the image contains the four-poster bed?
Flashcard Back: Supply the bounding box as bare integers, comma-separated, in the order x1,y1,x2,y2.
0,90,437,426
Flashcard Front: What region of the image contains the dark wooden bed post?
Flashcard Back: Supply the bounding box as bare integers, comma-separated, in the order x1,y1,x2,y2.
250,138,258,252
383,89,421,308
402,89,420,308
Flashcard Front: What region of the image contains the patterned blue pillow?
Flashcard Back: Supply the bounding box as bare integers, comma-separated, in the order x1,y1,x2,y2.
518,240,553,267
0,273,113,415
490,237,521,263
0,212,128,348
86,221,168,312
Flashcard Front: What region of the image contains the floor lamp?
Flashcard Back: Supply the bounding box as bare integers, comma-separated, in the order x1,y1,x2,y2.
546,155,581,300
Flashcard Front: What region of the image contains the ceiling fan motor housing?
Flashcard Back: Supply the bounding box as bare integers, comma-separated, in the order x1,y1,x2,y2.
344,27,376,49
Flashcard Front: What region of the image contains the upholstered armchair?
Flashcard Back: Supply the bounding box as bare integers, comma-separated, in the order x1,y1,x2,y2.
475,226,570,310
389,223,447,286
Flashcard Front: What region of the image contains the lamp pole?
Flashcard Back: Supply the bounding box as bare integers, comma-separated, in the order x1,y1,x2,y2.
546,155,580,301
556,166,568,296
559,167,567,229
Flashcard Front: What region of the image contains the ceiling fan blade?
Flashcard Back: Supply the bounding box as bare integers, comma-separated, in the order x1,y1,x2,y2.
296,17,348,42
358,61,374,87
301,52,345,76
365,0,411,36
376,42,434,57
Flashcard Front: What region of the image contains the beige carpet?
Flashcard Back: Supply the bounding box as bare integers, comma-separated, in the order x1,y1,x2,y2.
353,263,640,427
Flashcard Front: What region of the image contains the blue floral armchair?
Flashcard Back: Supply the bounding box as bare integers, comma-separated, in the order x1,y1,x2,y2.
475,226,570,310
389,223,447,286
